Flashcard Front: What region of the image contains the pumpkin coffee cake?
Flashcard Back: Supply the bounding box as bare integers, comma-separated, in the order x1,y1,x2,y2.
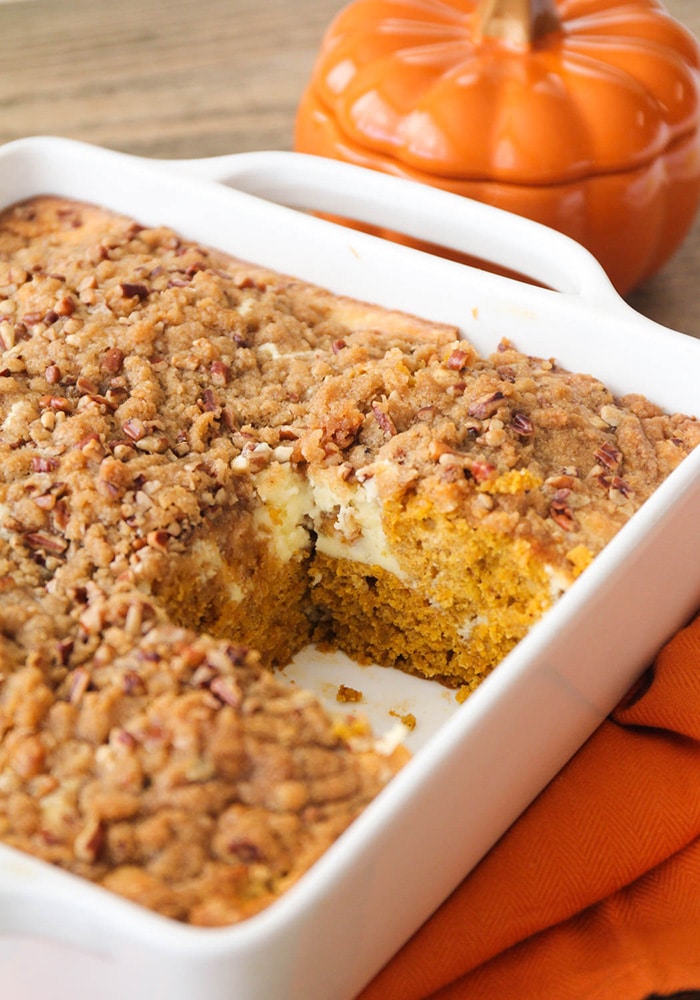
0,196,697,924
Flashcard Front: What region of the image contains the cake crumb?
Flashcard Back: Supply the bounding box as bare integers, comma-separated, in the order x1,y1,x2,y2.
337,684,363,703
390,710,416,731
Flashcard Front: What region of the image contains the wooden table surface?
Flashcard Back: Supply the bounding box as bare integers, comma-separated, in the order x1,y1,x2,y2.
1,4,699,998
1,0,700,338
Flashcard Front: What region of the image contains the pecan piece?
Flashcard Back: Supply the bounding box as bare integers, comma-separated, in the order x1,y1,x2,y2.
76,431,103,454
21,311,43,326
415,405,438,422
55,294,76,317
68,667,90,704
120,282,149,301
53,500,70,531
122,418,146,441
210,676,242,708
446,348,471,371
76,375,99,396
146,529,170,552
430,439,459,462
468,460,496,484
468,390,504,420
33,493,56,510
210,360,230,386
371,402,396,437
511,411,534,437
38,395,72,412
57,638,74,666
24,531,68,554
227,840,264,863
122,671,146,695
594,441,622,470
608,475,633,504
31,456,59,473
74,818,105,863
199,388,220,413
134,435,169,454
102,347,124,374
549,490,577,532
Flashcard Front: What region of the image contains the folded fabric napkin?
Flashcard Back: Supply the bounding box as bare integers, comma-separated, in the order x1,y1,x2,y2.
360,611,700,1000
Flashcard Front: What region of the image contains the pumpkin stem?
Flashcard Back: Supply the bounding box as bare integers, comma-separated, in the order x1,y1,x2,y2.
475,0,561,47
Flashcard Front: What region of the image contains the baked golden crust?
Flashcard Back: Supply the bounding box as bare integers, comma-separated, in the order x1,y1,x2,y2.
0,589,405,926
0,195,697,922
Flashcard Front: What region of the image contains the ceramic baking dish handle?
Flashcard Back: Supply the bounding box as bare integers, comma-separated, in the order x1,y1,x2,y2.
159,150,620,303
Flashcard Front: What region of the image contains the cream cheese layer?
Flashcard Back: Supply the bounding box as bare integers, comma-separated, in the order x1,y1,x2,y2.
252,463,405,578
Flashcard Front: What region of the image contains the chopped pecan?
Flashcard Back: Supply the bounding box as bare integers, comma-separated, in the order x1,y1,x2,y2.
594,441,622,470
429,439,458,462
33,493,56,510
122,418,146,442
549,490,577,531
608,475,633,503
74,818,105,863
371,402,396,437
31,456,59,473
545,473,577,490
511,411,534,437
134,435,169,454
86,392,119,413
24,531,67,554
199,388,220,413
227,840,264,863
68,667,90,704
415,405,437,422
468,460,496,484
120,282,149,301
53,500,70,531
277,427,298,442
111,441,136,461
102,347,124,374
210,360,230,386
55,294,76,317
38,395,72,412
600,404,624,428
21,311,44,326
122,671,146,695
446,348,471,371
210,676,242,708
468,390,504,419
146,529,170,552
76,375,99,396
76,432,103,454
57,638,74,666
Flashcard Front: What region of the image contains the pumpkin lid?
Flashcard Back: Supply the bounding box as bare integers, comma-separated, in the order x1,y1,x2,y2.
301,0,700,185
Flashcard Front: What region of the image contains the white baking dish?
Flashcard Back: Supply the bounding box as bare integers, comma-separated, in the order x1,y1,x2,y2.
1,135,699,1000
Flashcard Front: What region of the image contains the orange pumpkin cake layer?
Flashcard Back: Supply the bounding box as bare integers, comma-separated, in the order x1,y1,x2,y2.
0,196,697,924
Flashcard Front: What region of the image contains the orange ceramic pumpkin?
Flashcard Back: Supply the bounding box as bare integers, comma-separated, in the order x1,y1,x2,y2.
295,0,700,293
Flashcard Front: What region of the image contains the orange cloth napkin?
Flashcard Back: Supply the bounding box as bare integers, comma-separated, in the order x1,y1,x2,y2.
360,611,700,1000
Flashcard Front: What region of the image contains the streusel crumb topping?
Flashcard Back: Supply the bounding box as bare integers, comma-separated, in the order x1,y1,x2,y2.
0,196,697,922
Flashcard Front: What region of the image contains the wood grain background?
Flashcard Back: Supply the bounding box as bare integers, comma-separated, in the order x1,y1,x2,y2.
0,0,699,341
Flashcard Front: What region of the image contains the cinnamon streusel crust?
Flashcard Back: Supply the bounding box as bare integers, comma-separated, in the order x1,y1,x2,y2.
0,195,697,922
